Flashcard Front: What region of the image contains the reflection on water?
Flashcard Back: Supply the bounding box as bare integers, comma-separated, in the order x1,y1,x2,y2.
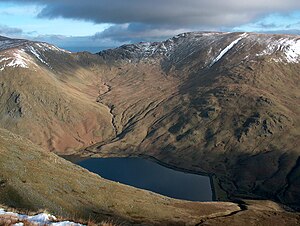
78,157,212,201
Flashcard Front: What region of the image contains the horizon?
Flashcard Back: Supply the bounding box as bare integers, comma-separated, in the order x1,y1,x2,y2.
1,29,300,53
0,1,300,51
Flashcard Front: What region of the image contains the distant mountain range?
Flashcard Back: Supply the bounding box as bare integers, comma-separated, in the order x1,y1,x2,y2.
0,32,299,224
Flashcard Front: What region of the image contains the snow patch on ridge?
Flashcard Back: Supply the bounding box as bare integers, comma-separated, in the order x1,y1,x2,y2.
281,39,300,63
136,40,175,57
28,46,50,66
0,208,84,226
3,49,29,69
257,37,300,63
35,43,71,53
0,42,69,71
0,38,71,71
210,33,247,67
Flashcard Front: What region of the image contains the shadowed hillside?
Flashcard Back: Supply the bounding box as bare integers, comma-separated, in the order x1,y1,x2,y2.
0,32,300,224
87,32,300,208
0,128,299,225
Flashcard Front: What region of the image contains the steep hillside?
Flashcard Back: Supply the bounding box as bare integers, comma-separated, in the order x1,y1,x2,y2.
0,128,299,225
0,36,114,153
86,32,300,208
0,127,246,225
0,32,300,211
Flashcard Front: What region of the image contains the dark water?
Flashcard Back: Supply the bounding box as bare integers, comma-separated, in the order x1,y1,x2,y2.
78,157,212,201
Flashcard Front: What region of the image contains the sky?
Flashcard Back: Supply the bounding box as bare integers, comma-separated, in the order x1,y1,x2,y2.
0,0,300,52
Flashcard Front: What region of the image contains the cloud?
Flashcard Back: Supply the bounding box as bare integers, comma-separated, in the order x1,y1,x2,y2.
1,0,300,29
256,22,279,29
0,24,23,36
1,0,300,51
33,34,123,49
286,21,300,29
94,23,192,43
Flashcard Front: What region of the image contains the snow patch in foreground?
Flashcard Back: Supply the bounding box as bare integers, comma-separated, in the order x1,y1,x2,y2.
0,208,84,226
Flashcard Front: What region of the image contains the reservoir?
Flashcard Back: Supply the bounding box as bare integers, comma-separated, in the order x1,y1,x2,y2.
77,157,212,201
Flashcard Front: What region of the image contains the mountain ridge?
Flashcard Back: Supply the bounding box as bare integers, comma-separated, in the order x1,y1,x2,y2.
0,32,300,220
97,31,300,65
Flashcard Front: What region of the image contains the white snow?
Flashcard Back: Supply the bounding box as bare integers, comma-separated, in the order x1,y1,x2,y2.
210,33,247,67
0,38,69,54
35,43,70,53
201,32,227,36
28,46,50,66
6,49,29,68
0,208,84,226
139,42,156,54
0,57,10,63
0,38,71,71
281,39,300,63
130,38,175,58
256,37,300,63
0,50,31,71
0,42,65,71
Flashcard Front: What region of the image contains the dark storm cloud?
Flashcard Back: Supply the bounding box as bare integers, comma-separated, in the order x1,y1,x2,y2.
94,23,192,43
2,0,300,28
2,0,300,50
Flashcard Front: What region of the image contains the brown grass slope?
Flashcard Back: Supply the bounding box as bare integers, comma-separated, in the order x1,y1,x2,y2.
0,32,300,216
0,128,299,225
80,32,300,208
0,127,250,225
0,43,115,154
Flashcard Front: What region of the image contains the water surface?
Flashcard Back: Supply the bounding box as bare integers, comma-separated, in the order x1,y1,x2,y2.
78,157,212,201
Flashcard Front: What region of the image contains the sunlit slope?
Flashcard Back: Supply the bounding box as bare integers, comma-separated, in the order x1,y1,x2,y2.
1,32,300,208
0,37,114,153
0,127,246,225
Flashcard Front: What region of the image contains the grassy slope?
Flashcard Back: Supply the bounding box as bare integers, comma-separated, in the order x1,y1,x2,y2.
80,33,300,207
0,127,246,225
0,128,299,225
0,50,114,154
0,33,300,224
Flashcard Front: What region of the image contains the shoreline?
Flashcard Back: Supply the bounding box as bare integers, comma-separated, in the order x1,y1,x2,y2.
61,153,226,202
135,154,218,201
